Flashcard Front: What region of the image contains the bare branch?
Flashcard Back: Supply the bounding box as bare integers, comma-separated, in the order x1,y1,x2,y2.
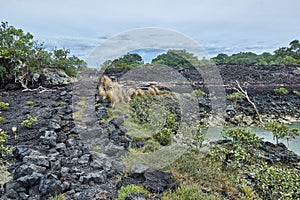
233,80,263,124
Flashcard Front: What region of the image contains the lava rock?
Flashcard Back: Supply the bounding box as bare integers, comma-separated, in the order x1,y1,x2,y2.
23,155,50,168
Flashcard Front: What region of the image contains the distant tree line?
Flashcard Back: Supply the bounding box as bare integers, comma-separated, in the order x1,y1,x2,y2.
211,40,300,65
103,40,300,69
0,21,86,86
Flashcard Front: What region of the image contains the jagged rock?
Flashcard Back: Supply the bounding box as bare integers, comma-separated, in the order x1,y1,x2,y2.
79,172,107,184
39,173,63,196
17,172,43,187
48,121,62,132
131,163,150,178
41,68,72,86
13,164,46,179
111,117,125,128
23,155,50,168
40,131,57,147
13,147,41,159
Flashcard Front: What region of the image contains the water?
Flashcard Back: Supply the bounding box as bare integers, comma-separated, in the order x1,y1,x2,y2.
204,123,300,156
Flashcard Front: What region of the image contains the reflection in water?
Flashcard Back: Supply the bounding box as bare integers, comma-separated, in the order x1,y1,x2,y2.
203,123,300,156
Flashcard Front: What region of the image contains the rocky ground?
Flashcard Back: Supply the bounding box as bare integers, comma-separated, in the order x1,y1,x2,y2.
0,64,299,199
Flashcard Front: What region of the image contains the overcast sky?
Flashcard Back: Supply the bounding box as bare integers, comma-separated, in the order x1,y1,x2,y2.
1,0,300,61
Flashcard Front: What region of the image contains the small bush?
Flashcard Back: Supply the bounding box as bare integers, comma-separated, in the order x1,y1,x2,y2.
264,122,299,144
0,128,9,155
49,194,67,200
226,92,244,100
193,89,206,98
225,128,263,147
0,117,4,122
117,184,149,200
27,101,34,106
274,87,289,95
21,115,38,128
153,128,172,146
143,139,161,152
0,101,9,110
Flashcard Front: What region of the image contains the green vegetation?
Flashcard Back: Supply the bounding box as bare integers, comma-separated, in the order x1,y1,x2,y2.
73,97,86,121
254,162,300,199
0,101,9,110
226,91,245,100
152,49,211,67
274,87,289,95
27,101,34,106
162,183,221,200
193,89,206,98
264,122,299,144
0,21,86,87
102,53,143,69
21,114,38,128
153,128,173,146
117,184,149,200
0,128,9,155
0,117,4,122
48,194,67,200
212,40,300,65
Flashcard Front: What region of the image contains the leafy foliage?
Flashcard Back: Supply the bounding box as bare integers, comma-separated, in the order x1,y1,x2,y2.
21,114,38,128
152,49,210,67
0,128,9,155
211,39,300,65
224,128,263,147
254,162,300,199
153,128,173,146
226,92,244,100
0,101,9,110
102,53,143,69
274,87,289,95
0,21,86,86
117,184,149,200
264,122,299,144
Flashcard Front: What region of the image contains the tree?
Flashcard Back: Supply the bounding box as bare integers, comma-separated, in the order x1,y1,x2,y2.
265,122,299,144
151,49,201,67
0,21,86,87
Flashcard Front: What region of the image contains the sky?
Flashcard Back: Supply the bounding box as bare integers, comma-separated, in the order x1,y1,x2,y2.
1,0,300,63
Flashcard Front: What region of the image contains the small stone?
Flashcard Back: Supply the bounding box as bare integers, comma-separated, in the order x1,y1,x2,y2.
40,131,57,147
60,167,70,177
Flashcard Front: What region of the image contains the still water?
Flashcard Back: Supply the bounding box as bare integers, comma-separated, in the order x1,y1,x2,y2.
204,123,300,156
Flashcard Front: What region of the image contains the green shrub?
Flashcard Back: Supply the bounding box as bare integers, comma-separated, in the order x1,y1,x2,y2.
165,113,179,134
226,92,244,100
49,194,67,200
153,128,172,146
264,122,299,144
117,184,149,200
254,162,300,199
21,115,38,128
0,101,9,110
143,139,161,152
0,128,9,155
224,128,263,147
27,101,34,106
274,87,289,95
0,117,4,122
162,183,221,200
193,89,206,98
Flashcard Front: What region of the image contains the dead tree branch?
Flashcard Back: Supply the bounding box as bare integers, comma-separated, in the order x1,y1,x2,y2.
233,80,264,124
